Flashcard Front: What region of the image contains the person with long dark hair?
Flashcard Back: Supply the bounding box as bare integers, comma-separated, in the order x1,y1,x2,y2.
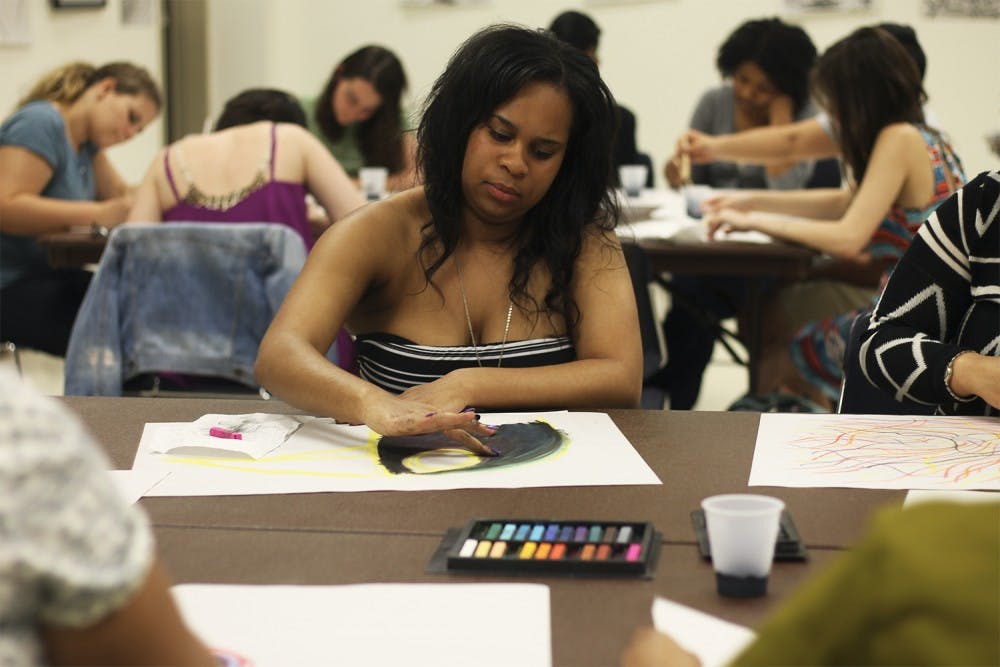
0,61,161,355
257,25,642,453
703,26,966,406
304,45,416,192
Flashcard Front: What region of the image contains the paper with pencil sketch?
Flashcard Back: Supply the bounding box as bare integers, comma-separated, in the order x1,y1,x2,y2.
175,583,551,667
131,410,661,496
652,597,755,667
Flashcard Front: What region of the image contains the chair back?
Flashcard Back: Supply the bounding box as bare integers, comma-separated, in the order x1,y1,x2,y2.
838,309,935,415
65,222,307,396
622,243,666,408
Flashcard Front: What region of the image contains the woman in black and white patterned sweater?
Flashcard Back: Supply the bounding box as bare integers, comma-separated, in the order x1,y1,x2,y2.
860,170,999,416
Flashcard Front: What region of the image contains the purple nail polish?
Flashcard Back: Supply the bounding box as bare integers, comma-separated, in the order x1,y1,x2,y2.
489,446,501,456
461,407,476,413
425,412,436,417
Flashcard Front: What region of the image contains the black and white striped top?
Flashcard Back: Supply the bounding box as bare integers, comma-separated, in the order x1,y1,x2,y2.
355,333,575,394
861,170,999,416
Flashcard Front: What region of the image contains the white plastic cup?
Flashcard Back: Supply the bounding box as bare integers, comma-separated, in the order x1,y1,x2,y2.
359,166,389,201
701,494,785,597
618,164,648,198
683,184,714,219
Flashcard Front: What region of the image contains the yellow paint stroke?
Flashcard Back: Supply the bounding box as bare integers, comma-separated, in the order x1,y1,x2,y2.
161,418,573,480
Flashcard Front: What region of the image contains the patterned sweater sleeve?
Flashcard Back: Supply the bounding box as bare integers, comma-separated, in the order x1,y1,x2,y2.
859,170,1000,407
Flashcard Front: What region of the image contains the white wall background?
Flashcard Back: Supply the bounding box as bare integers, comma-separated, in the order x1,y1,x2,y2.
2,0,997,183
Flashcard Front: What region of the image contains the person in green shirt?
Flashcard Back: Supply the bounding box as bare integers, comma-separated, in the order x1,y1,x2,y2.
303,45,417,192
622,501,1000,666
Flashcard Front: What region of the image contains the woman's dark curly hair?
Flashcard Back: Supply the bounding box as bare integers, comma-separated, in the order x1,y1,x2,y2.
812,26,926,184
716,17,817,114
417,24,619,338
314,45,407,173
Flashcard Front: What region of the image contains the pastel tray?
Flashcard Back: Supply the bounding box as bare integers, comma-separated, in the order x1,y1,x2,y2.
428,518,661,578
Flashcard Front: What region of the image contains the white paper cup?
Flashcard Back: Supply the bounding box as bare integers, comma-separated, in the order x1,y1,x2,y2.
701,494,784,597
359,166,388,201
683,184,714,218
618,164,648,197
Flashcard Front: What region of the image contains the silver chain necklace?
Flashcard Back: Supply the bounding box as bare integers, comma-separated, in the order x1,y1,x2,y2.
455,257,513,368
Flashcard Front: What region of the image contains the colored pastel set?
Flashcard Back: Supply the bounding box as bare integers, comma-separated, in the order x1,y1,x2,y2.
440,518,660,576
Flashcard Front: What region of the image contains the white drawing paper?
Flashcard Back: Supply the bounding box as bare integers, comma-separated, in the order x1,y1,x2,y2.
174,583,551,667
651,597,755,667
750,414,1000,490
132,411,661,496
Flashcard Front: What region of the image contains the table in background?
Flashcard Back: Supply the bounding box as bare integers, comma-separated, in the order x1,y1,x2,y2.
618,188,816,394
39,228,107,268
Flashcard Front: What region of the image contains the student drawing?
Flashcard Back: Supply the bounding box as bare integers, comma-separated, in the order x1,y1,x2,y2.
377,421,565,475
751,414,1000,490
132,411,660,496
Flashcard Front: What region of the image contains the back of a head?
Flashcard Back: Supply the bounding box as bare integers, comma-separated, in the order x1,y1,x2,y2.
214,88,307,131
18,60,161,111
548,10,601,52
716,17,817,113
812,26,925,181
876,22,927,80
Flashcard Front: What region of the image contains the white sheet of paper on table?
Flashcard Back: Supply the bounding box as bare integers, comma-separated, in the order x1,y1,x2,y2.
750,413,1000,490
144,413,305,460
174,583,552,667
904,489,1000,507
651,597,756,667
132,410,662,497
107,469,171,504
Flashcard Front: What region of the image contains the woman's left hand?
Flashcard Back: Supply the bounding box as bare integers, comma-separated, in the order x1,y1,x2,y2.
705,208,755,239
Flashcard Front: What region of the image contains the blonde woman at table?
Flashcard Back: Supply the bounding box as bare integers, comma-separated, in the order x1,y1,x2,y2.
256,25,642,454
703,26,965,407
0,61,160,355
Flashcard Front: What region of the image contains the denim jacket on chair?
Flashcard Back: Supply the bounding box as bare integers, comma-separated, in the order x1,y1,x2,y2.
64,222,307,396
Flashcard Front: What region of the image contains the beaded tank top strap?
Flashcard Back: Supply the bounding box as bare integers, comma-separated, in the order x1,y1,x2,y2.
163,146,182,201
268,122,278,181
173,143,196,185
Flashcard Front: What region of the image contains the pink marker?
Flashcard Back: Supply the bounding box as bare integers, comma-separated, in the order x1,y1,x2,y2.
209,427,242,440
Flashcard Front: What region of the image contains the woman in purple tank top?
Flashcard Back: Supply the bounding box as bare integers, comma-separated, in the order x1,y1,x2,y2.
127,88,365,249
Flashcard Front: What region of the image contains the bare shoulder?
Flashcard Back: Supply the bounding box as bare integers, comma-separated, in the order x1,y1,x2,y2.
577,224,627,272
875,122,925,149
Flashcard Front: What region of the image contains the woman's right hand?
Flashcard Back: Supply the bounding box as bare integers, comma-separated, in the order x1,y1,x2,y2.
360,393,499,457
677,129,717,164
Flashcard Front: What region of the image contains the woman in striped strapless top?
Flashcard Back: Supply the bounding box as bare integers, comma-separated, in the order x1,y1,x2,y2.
256,26,643,454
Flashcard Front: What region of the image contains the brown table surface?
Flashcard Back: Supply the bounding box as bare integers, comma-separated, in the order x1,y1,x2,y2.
636,236,815,279
155,525,843,667
39,229,107,268
66,396,904,549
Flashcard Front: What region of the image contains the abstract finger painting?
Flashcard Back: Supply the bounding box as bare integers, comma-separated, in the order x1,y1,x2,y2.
750,414,1000,490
